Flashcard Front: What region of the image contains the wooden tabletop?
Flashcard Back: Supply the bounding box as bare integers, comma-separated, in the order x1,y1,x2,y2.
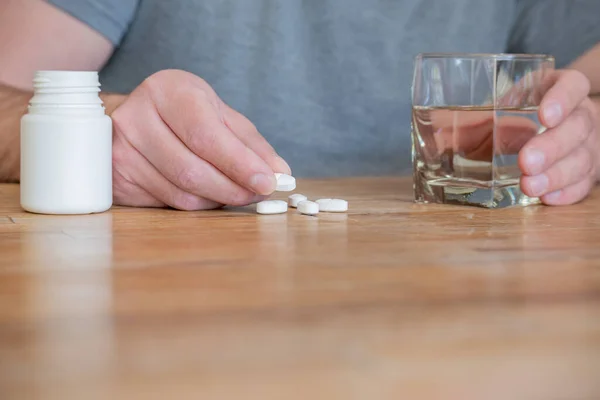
1,177,599,400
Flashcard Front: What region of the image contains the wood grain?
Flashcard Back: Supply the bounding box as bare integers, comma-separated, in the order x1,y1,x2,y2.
0,178,599,400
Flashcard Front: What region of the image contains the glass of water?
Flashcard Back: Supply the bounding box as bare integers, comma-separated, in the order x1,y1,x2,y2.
411,53,555,208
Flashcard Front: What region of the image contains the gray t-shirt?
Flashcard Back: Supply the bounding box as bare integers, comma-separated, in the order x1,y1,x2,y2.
48,0,600,177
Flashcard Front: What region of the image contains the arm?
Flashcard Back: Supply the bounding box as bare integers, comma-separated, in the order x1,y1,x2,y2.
0,0,288,208
0,0,118,182
506,0,600,204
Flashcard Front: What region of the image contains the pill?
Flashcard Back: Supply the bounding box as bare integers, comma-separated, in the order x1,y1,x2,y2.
256,200,288,215
288,193,308,208
315,198,348,212
274,173,296,192
297,200,319,215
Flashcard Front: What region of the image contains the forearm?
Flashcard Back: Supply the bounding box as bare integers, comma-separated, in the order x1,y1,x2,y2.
0,84,127,183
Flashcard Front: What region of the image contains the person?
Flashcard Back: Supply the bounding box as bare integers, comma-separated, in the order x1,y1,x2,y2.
0,0,599,210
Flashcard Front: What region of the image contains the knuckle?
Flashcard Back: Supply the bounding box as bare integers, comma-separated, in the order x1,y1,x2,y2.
566,69,591,93
570,110,591,144
110,103,133,138
224,155,244,180
178,85,211,105
233,111,259,133
177,98,218,152
189,126,217,155
144,69,183,85
140,72,165,95
190,76,213,94
549,165,566,188
570,181,592,204
111,136,134,178
142,69,208,101
111,140,126,167
578,108,594,134
175,167,201,191
141,69,216,99
543,133,562,162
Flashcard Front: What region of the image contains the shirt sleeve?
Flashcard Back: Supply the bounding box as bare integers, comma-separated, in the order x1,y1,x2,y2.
47,0,139,46
507,0,600,68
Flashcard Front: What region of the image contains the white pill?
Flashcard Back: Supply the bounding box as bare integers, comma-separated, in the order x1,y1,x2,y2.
256,200,288,215
274,173,296,192
297,200,319,215
315,198,348,212
288,193,308,208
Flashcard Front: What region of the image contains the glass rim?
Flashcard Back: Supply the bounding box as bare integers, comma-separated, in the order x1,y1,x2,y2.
416,52,554,61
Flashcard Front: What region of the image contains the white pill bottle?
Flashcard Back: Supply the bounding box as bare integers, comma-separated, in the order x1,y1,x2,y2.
20,71,113,214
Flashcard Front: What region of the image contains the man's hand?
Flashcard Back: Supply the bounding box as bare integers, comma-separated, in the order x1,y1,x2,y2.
519,70,599,205
110,70,291,210
425,68,599,206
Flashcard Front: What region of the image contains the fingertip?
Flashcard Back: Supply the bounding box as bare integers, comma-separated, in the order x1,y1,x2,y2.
520,174,548,197
540,178,593,206
541,189,563,205
520,179,535,198
249,173,277,196
519,147,545,176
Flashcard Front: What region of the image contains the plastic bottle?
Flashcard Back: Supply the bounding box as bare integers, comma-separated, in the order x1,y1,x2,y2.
20,71,113,214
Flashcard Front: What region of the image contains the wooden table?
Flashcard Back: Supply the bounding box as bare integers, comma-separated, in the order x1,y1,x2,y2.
1,178,599,400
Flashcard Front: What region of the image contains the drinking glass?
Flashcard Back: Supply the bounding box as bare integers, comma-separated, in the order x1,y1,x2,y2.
411,53,555,208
